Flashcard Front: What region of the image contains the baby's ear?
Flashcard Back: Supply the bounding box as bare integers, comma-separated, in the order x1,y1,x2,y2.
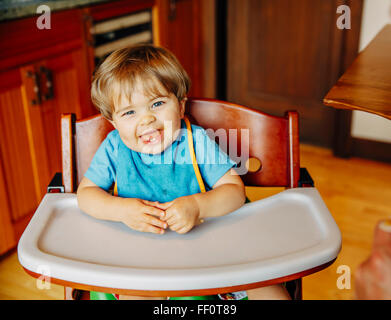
108,118,117,129
179,97,187,118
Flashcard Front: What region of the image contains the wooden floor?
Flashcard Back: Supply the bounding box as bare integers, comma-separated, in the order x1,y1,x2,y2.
1,143,391,300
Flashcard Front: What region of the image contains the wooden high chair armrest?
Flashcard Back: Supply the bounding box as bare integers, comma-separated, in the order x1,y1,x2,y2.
298,167,314,187
47,172,65,193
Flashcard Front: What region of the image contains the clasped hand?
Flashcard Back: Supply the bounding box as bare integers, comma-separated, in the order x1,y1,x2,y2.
142,195,200,234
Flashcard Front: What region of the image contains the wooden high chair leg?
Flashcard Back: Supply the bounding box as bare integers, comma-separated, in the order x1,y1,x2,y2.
64,287,90,300
285,279,302,300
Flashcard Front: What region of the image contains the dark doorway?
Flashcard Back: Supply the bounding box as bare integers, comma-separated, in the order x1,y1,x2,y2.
217,0,363,149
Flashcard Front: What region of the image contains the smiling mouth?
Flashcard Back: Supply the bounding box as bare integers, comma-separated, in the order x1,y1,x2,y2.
139,129,163,144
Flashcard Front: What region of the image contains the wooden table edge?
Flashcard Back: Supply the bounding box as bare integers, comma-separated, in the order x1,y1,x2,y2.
323,98,391,121
23,258,336,297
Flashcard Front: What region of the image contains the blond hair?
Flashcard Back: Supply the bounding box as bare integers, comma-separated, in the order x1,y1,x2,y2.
91,44,191,120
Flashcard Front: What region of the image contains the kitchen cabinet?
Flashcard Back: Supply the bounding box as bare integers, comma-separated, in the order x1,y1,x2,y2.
0,0,213,255
0,9,95,254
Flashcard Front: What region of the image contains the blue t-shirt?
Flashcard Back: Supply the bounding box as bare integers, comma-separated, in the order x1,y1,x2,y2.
85,120,236,203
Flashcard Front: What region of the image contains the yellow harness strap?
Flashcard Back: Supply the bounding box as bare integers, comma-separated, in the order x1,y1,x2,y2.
184,116,206,193
113,178,118,196
113,116,206,196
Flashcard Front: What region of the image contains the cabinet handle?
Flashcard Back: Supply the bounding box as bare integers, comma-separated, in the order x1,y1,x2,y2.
168,0,185,21
26,70,42,105
169,0,177,21
40,66,54,101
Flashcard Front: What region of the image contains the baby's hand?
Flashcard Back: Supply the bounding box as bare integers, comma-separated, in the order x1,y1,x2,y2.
118,198,167,234
156,196,200,234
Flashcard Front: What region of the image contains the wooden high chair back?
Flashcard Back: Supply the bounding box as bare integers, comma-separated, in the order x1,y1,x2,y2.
61,98,299,193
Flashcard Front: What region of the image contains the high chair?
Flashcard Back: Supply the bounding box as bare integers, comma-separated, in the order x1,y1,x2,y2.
18,98,341,300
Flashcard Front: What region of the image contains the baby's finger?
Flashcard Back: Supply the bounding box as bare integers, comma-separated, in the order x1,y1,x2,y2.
168,222,183,232
176,225,191,234
164,213,176,225
142,200,163,208
140,222,165,234
144,214,167,230
160,208,175,222
153,201,174,210
143,205,165,219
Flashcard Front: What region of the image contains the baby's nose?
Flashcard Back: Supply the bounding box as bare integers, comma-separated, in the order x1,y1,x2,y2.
140,114,156,125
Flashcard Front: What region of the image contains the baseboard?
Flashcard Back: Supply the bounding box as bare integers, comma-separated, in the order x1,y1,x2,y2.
349,137,391,163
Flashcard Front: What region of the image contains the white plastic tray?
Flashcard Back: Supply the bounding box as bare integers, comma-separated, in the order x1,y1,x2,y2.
18,187,341,291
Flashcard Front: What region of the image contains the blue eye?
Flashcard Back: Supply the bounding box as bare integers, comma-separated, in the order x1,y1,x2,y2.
122,110,135,117
152,101,164,108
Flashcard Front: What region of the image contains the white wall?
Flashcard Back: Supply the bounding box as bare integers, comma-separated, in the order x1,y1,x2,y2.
350,0,391,143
